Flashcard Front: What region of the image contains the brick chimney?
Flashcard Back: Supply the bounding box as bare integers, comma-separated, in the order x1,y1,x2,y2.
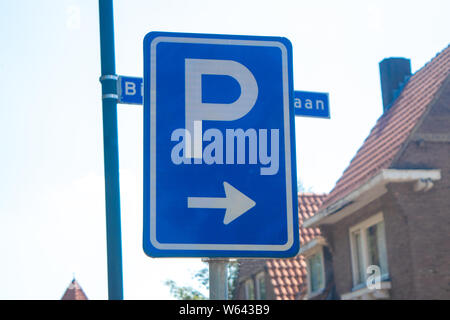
379,57,411,112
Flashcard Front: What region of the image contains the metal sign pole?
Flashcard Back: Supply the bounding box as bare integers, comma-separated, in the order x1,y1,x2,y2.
98,0,124,300
207,258,229,300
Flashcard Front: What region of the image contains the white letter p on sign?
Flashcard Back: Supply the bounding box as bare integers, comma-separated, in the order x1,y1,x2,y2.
185,59,258,159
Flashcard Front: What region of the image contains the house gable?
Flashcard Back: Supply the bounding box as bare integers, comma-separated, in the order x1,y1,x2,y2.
318,45,450,216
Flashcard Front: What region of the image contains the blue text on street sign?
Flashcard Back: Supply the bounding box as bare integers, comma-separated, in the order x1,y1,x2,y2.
142,32,299,258
294,91,330,118
118,76,143,105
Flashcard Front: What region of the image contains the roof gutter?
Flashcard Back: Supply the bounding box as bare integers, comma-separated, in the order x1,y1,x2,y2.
303,169,441,228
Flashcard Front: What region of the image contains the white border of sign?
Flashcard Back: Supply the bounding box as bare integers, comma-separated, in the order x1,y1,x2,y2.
148,36,294,251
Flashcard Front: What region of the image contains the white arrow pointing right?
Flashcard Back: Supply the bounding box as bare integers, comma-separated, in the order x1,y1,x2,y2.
187,181,256,225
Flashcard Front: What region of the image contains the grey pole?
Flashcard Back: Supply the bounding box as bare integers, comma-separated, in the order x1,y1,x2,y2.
207,259,229,300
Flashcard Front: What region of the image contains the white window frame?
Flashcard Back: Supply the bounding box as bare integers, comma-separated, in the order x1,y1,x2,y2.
349,212,389,289
244,278,255,300
305,246,326,297
255,272,266,300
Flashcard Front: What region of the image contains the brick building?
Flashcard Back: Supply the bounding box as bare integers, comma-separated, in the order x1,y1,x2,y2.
235,44,450,300
304,44,450,299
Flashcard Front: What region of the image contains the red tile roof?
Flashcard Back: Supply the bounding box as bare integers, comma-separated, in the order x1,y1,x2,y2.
321,45,450,210
61,278,88,300
263,193,326,300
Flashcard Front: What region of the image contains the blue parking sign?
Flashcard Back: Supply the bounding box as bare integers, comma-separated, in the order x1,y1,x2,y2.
143,32,299,258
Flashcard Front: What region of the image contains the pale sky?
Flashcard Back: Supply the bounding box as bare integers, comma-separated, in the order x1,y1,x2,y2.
0,0,449,299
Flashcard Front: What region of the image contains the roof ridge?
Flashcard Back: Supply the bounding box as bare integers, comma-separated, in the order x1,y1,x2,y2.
384,44,450,116
414,43,450,74
321,43,450,209
336,45,450,182
297,192,327,196
389,67,450,167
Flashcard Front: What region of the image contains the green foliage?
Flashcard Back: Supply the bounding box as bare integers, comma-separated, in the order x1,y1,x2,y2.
164,279,206,300
165,260,240,300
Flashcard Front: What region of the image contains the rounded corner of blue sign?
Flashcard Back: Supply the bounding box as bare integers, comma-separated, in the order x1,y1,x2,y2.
142,229,152,257
142,234,165,258
143,31,164,46
276,36,293,52
142,243,161,258
142,240,154,258
284,238,300,258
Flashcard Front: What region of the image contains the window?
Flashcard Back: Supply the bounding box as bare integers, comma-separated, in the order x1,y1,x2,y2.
255,272,266,300
244,279,255,300
306,248,325,295
352,230,365,285
349,213,389,288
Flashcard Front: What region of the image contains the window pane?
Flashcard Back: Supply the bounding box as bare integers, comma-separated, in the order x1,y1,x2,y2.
367,224,380,268
308,252,324,293
366,221,389,277
245,280,254,300
352,231,365,284
376,221,389,275
257,276,266,300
